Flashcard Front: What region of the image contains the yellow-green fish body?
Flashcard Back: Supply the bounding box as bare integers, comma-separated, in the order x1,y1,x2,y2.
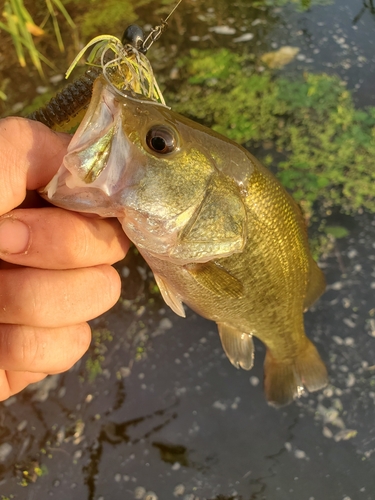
42,76,328,406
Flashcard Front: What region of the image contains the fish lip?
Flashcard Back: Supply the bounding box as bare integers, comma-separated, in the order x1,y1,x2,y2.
104,81,170,109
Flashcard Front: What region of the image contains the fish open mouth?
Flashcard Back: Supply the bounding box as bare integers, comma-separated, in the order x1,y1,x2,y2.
42,77,132,204
63,77,131,194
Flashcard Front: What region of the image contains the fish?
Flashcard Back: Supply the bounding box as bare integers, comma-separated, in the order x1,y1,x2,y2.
41,75,328,406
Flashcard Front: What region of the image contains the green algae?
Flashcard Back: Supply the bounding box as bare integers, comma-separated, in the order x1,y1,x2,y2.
167,48,375,217
85,328,113,382
61,0,139,38
61,0,175,39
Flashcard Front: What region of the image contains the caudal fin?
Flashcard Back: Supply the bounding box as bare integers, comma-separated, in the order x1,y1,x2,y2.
264,339,328,407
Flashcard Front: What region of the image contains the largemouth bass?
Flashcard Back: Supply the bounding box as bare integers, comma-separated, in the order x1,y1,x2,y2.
41,76,328,406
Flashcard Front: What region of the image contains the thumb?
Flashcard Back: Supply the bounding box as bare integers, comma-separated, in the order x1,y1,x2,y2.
0,117,71,215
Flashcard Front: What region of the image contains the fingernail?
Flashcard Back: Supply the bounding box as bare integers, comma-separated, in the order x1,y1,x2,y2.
0,218,31,254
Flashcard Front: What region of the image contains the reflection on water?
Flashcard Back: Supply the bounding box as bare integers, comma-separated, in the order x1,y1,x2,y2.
353,0,375,24
83,403,179,500
152,442,189,466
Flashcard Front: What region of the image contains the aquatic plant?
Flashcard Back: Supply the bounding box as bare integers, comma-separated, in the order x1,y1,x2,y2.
61,0,172,38
169,48,375,216
0,0,173,76
85,328,113,382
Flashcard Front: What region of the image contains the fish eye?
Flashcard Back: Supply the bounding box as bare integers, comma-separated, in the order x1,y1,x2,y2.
146,126,177,154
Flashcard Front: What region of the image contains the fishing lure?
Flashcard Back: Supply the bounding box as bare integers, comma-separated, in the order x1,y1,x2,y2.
27,25,153,132
28,0,183,131
27,64,101,132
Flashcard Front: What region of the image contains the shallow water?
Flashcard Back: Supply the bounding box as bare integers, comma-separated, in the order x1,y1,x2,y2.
1,1,375,499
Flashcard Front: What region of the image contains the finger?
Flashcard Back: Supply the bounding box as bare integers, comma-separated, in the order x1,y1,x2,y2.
0,371,47,401
0,265,121,327
0,116,70,215
0,207,130,268
0,322,91,373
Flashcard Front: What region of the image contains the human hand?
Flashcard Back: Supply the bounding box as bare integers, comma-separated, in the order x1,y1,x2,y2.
0,117,130,400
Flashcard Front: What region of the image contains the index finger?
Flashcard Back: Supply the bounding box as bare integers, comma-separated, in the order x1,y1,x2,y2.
0,116,71,215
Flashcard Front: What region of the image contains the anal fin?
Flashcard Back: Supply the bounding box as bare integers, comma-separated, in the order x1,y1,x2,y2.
154,274,186,317
217,323,254,370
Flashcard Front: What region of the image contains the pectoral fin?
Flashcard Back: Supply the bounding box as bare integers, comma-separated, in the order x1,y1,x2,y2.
154,274,186,317
185,261,244,298
218,323,254,370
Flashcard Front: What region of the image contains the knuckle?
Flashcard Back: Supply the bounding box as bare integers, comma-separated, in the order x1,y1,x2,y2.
49,323,92,374
20,271,49,325
102,219,130,264
0,324,39,370
70,323,92,358
0,116,25,139
50,211,91,267
98,265,122,305
75,217,128,266
70,215,94,262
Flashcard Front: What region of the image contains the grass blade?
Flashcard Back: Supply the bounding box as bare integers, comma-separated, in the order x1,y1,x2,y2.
1,0,75,75
45,0,64,52
9,0,44,75
1,3,26,67
50,0,75,29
